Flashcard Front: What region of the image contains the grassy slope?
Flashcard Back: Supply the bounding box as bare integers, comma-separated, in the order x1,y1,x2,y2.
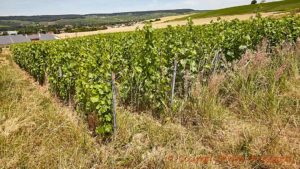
0,55,97,168
177,0,300,20
1,41,300,168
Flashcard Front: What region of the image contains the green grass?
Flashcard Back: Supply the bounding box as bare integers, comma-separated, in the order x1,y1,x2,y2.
177,0,300,20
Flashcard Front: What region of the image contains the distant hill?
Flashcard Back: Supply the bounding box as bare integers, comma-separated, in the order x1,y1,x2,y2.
0,9,196,22
0,9,202,33
176,0,300,21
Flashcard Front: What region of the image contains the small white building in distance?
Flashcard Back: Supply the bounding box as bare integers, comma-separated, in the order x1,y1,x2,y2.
7,31,18,35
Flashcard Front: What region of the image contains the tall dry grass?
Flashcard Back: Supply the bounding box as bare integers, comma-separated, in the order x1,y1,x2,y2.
0,54,98,169
165,41,300,168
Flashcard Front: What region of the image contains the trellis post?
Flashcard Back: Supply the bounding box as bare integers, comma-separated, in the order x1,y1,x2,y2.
111,72,117,134
171,59,177,106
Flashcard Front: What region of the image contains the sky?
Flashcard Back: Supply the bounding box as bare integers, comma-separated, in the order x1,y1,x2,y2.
0,0,277,16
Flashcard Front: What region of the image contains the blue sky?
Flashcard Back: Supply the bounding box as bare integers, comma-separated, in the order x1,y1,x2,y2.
0,0,277,16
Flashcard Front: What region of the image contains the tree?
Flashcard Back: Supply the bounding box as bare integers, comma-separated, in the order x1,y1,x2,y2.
251,0,257,4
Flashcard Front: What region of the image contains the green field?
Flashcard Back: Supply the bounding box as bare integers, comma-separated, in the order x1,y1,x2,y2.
176,0,300,20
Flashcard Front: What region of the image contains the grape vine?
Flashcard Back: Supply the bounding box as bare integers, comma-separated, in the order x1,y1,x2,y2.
11,15,300,135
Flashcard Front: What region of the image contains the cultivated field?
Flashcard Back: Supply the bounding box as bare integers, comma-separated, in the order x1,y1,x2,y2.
3,39,300,168
2,1,300,168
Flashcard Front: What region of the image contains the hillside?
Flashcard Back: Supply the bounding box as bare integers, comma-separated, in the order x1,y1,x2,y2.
0,9,195,22
176,0,300,20
0,9,201,33
4,14,300,168
1,39,300,168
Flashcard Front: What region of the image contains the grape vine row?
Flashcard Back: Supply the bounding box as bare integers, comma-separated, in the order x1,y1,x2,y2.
11,15,300,134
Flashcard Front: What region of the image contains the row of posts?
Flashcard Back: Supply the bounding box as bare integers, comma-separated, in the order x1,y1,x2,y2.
111,51,222,135
56,52,221,135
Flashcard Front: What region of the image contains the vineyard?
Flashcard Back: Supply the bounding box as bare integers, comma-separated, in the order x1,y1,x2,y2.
11,15,300,135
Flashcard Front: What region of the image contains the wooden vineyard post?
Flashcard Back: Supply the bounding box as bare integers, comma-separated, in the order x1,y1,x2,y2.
68,77,73,107
111,72,117,135
171,59,177,106
58,66,62,78
211,51,221,74
183,69,190,100
69,81,72,107
54,66,63,98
